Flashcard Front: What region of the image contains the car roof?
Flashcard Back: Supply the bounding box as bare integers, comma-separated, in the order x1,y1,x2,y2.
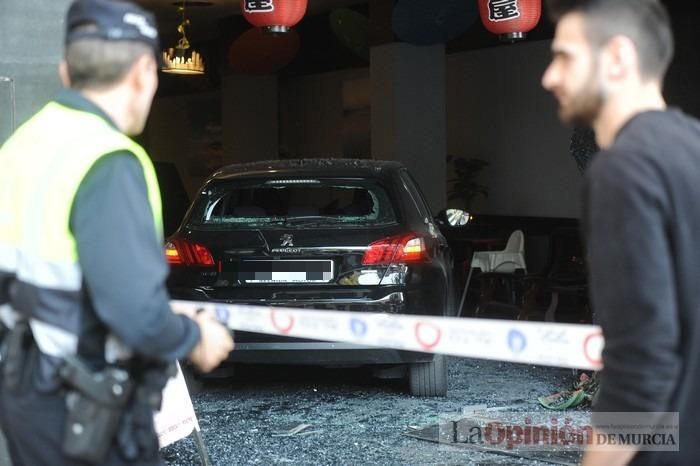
208,158,406,181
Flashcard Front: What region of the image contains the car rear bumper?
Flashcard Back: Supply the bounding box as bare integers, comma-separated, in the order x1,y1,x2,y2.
169,286,407,313
226,340,433,365
169,287,434,365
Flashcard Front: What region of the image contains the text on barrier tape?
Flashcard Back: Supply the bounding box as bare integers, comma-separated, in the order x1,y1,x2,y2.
171,300,604,371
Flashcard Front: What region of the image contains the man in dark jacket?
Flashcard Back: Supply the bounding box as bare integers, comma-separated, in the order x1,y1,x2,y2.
542,1,699,465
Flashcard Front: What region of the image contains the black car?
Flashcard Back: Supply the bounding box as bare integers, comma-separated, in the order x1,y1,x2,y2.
166,159,461,396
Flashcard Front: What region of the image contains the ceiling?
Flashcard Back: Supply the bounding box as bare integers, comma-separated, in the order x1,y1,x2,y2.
134,0,688,90
137,0,367,42
138,0,557,95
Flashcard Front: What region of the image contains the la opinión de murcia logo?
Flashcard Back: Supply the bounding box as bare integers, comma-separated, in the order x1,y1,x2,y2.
440,414,679,451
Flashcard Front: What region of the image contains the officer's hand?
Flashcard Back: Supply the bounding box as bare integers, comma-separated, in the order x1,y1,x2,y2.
189,312,234,373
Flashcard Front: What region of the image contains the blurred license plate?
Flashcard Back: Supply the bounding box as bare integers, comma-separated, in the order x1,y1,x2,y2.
239,260,334,283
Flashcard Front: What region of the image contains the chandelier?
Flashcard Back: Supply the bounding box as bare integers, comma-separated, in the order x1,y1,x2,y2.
161,1,205,75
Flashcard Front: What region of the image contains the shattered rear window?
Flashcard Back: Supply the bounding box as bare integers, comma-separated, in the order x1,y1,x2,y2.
189,178,397,228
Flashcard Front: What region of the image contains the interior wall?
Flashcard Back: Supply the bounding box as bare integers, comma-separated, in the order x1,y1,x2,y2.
147,42,581,219
1,0,72,143
277,41,581,219
663,1,700,119
147,93,222,197
370,42,447,214
447,40,582,218
221,74,278,164
279,68,368,158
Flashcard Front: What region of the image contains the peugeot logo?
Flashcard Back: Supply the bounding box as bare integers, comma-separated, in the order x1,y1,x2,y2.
280,233,294,247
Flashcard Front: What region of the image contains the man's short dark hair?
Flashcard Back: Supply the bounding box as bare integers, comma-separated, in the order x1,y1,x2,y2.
63,0,159,90
65,29,152,90
546,0,674,81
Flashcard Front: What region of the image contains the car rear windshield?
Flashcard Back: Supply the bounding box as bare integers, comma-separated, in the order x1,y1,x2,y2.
189,178,398,228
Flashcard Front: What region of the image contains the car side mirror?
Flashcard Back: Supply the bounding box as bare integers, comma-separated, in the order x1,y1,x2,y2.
435,209,471,227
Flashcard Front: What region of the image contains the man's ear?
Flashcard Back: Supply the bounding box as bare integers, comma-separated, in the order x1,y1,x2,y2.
604,35,639,81
58,60,71,87
129,54,157,91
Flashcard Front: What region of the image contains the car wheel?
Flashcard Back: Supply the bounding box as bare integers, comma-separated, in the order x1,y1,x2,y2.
408,354,448,397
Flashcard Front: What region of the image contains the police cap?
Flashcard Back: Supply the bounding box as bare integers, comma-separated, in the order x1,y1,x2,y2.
65,0,160,54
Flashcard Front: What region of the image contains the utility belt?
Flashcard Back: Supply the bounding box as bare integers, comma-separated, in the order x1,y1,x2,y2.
0,320,176,464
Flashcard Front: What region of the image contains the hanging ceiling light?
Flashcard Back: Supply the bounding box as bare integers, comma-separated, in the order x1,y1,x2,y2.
161,1,205,75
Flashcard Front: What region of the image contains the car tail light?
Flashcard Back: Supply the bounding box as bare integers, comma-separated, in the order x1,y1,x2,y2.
362,234,428,265
164,239,215,266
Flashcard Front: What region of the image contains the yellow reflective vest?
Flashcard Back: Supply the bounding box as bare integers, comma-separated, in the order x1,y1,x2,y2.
0,100,163,359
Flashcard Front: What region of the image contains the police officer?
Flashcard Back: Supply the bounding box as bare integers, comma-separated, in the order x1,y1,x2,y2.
0,1,234,465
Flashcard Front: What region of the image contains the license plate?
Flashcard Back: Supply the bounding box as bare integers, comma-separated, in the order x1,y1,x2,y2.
237,260,334,283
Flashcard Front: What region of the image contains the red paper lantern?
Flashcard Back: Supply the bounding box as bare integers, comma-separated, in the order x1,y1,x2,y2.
241,0,307,33
478,0,541,41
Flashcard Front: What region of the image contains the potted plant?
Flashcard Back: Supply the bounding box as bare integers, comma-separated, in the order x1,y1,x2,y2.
447,155,489,210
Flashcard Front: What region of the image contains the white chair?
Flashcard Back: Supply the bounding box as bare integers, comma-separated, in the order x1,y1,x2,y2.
471,229,526,274
458,230,527,316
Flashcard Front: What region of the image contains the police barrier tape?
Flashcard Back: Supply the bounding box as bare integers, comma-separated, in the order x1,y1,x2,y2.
170,300,604,371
